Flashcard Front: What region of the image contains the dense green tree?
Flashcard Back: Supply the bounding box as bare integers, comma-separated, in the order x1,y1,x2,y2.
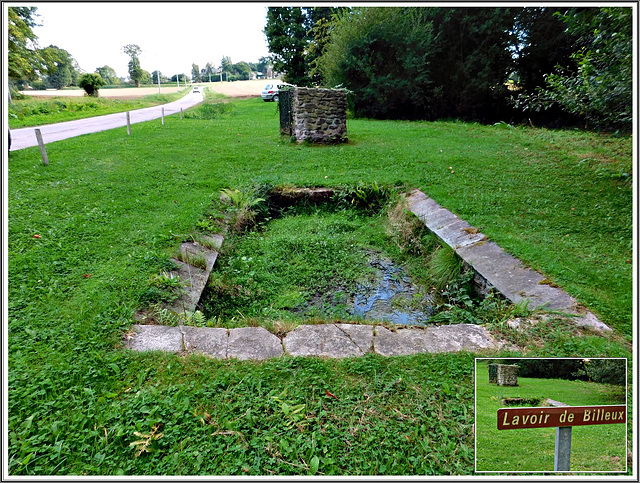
77,72,106,97
264,7,311,85
122,44,144,87
95,65,119,85
423,8,515,121
203,62,216,81
42,46,78,89
221,56,233,73
191,63,201,82
151,70,167,84
320,8,436,119
510,7,578,94
264,7,343,86
171,73,189,83
518,7,632,130
8,7,46,83
320,7,514,121
256,56,272,76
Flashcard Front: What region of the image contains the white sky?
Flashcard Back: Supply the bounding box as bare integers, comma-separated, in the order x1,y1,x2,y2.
25,2,272,78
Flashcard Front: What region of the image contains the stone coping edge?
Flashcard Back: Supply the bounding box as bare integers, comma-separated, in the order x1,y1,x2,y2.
405,190,611,332
124,322,506,360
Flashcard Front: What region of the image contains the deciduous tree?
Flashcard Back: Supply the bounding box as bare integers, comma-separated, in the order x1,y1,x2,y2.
517,7,632,130
122,44,144,87
8,7,45,83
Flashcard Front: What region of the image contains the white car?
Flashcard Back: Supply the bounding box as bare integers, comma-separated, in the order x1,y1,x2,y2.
261,82,294,102
193,86,200,93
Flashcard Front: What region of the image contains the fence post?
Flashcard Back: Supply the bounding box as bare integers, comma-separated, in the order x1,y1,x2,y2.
126,112,131,135
180,107,183,119
34,129,49,166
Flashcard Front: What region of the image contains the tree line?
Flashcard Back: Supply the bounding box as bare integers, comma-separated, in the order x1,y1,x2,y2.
489,359,627,386
265,6,632,131
8,7,272,97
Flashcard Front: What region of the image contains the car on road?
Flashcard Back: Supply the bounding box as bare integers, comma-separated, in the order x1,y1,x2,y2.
193,86,200,93
261,82,294,102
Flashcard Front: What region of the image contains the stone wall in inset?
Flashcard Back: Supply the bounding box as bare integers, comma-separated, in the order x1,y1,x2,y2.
292,88,347,143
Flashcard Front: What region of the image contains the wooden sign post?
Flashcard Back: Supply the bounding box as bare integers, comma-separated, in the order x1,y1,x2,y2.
497,405,626,471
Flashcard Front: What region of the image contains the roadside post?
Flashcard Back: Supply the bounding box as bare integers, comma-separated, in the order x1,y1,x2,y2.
497,405,626,471
126,112,131,135
162,107,165,125
34,129,49,166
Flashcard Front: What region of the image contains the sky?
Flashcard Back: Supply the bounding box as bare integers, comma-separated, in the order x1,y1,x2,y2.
27,2,272,79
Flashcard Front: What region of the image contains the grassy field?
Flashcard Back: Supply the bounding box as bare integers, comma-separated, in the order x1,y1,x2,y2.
8,88,190,128
475,361,628,473
6,97,633,475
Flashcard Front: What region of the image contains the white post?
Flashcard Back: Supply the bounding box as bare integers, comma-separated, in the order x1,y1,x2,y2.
126,112,131,135
157,72,161,94
177,75,180,90
161,107,165,125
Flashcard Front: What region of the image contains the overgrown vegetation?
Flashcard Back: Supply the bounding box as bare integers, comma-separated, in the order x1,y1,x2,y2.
7,98,632,475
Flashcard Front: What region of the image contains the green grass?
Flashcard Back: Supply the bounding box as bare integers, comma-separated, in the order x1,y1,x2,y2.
7,98,632,475
475,361,628,473
8,89,191,128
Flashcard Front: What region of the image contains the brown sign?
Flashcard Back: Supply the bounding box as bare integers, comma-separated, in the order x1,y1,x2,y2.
497,405,626,430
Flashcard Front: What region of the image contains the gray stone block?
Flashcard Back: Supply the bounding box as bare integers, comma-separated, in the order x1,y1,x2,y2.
283,324,364,358
335,323,374,353
125,325,184,352
182,326,228,358
228,327,283,361
406,189,611,331
372,326,422,356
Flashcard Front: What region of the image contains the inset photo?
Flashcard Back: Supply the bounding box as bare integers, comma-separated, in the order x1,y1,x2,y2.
475,358,628,473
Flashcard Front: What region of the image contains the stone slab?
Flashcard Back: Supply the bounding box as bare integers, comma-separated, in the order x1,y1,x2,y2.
126,324,184,352
182,326,228,358
404,324,499,353
406,189,610,331
373,326,423,356
283,324,364,358
165,259,210,315
335,323,374,354
456,240,577,312
228,327,284,360
180,241,220,272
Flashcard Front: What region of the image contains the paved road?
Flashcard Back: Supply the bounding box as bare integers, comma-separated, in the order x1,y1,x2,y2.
9,90,203,151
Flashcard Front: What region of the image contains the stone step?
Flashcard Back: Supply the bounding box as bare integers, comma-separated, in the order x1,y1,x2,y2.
405,189,610,332
135,234,224,322
124,322,506,359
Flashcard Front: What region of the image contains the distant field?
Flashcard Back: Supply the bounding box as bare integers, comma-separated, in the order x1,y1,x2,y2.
20,79,273,100
20,86,183,99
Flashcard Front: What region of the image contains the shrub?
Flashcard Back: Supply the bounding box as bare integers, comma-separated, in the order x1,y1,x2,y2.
77,73,106,97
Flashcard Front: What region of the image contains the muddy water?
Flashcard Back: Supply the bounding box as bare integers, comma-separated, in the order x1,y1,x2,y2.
351,254,434,325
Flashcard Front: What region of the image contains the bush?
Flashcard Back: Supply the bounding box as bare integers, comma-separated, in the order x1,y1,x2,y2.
77,73,106,97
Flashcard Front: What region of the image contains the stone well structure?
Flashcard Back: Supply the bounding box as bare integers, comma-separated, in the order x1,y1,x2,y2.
291,87,347,143
496,364,519,386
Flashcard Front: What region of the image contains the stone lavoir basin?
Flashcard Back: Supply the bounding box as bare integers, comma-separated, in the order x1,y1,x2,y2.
125,187,610,359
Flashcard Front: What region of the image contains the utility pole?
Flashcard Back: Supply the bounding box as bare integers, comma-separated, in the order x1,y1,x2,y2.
157,71,161,94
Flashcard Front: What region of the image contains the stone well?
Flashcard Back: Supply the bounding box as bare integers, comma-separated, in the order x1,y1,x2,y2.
292,87,347,144
497,364,519,386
